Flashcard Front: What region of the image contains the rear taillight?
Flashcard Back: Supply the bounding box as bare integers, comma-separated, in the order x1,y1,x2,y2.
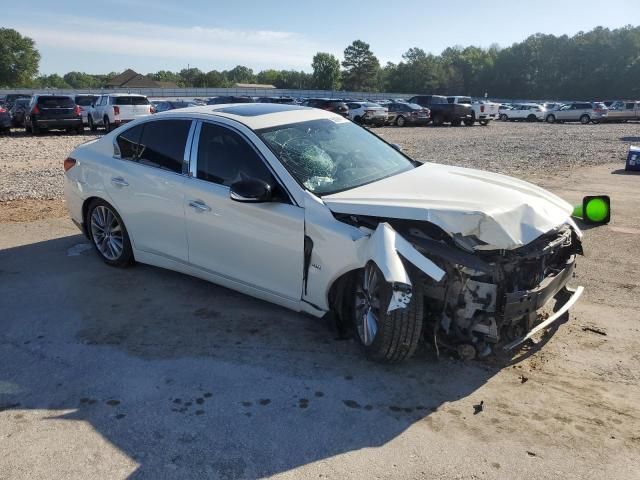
74,105,81,116
480,105,485,113
63,157,77,172
150,105,156,114
0,107,5,113
113,106,120,115
32,105,40,115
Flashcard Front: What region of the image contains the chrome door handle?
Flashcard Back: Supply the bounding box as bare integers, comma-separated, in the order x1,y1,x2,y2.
111,177,129,187
189,200,211,212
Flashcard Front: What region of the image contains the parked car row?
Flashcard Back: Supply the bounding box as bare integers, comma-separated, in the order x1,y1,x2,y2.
497,100,640,124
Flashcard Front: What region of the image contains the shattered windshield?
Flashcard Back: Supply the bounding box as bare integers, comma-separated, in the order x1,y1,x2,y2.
257,118,415,195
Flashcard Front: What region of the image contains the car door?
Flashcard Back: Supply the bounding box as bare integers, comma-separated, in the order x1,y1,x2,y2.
556,104,572,120
183,121,304,302
105,118,193,262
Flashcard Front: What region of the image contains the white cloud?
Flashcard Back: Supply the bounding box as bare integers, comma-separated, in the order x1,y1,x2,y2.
15,15,326,71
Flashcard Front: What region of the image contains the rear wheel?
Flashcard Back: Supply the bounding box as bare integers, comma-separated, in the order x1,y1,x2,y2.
395,115,406,127
354,115,363,125
432,114,444,127
580,114,590,124
86,199,134,267
527,114,537,122
88,115,97,132
479,119,489,126
451,118,462,126
103,116,111,132
499,114,508,121
31,121,40,135
353,262,424,363
463,118,474,126
546,114,556,123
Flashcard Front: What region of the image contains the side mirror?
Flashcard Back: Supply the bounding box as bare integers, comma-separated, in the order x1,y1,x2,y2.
390,143,402,152
230,178,272,203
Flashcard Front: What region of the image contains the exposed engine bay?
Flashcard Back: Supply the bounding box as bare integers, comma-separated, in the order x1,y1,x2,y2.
334,213,583,358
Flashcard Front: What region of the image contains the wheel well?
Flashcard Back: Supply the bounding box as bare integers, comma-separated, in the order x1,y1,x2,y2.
81,196,107,238
327,268,360,324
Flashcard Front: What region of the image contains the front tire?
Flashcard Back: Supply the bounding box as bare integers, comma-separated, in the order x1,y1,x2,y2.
479,119,489,126
432,114,444,127
86,199,134,267
395,115,406,127
353,262,424,363
104,116,112,132
500,114,508,121
580,114,590,124
546,114,556,123
88,115,97,132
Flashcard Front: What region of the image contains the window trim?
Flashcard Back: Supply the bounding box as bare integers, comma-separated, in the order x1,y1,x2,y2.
188,119,296,206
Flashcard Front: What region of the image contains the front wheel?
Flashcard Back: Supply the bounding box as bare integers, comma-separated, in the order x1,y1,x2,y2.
463,118,474,126
546,114,556,123
395,115,406,127
479,119,489,126
432,114,444,127
86,199,134,267
103,116,112,132
500,114,508,121
353,262,424,363
580,114,590,124
451,119,462,126
88,115,97,132
527,114,537,122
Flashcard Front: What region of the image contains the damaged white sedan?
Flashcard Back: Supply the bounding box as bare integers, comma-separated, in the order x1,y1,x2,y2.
64,103,584,363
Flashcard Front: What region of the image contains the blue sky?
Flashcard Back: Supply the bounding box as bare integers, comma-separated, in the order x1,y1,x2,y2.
5,0,640,75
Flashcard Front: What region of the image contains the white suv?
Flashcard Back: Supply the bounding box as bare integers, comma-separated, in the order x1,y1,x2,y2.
88,94,154,132
499,103,546,122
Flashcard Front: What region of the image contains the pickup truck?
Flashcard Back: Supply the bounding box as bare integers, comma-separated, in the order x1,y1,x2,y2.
447,96,499,126
605,101,640,122
407,95,473,126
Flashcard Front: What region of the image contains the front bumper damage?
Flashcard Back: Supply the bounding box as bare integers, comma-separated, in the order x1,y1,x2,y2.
357,220,583,355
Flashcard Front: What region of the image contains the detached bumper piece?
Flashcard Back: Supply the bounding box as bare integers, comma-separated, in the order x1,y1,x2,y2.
503,284,584,351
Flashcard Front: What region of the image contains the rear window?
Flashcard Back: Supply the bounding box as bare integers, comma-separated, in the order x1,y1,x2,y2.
37,96,75,108
113,96,150,106
431,96,448,104
75,96,97,106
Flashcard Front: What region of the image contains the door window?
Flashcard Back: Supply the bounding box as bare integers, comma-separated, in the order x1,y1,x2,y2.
196,123,274,187
136,120,191,173
116,124,144,160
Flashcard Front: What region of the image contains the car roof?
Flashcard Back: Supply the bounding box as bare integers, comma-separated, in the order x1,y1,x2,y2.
104,93,147,97
156,103,342,130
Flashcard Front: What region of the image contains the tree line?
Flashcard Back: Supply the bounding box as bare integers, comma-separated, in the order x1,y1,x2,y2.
2,25,640,98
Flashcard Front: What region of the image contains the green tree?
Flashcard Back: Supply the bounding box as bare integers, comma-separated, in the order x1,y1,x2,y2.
0,28,40,87
33,74,70,89
226,65,255,84
341,40,381,91
204,70,229,87
150,70,184,86
63,71,101,89
179,67,206,87
256,69,281,86
311,52,341,90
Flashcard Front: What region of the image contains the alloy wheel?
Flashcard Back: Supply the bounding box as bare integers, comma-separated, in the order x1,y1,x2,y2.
355,263,382,346
90,205,124,261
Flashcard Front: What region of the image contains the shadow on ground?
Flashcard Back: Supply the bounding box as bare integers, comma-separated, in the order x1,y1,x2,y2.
0,234,539,479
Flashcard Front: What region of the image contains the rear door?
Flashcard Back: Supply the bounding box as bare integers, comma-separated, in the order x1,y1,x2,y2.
105,119,193,262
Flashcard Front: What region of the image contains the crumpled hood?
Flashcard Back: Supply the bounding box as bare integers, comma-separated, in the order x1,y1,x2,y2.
322,162,573,250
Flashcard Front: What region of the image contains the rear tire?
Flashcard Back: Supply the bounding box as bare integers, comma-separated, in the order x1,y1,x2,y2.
546,114,556,123
395,115,406,127
527,114,537,122
479,119,489,126
104,116,111,132
432,114,444,127
500,114,508,121
580,114,590,124
451,119,462,127
86,199,134,267
88,115,97,132
31,121,40,135
463,118,474,126
353,262,424,363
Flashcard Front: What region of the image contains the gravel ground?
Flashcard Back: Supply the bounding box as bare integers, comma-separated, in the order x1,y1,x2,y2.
0,121,638,203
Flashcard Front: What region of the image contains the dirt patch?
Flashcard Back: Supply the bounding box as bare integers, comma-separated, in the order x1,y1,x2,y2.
0,198,68,222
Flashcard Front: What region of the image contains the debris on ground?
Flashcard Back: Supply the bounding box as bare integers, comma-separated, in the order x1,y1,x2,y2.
473,401,484,415
582,326,607,336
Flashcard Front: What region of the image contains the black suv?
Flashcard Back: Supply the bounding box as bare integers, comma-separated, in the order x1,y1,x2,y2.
408,95,473,126
25,95,83,135
302,98,349,117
